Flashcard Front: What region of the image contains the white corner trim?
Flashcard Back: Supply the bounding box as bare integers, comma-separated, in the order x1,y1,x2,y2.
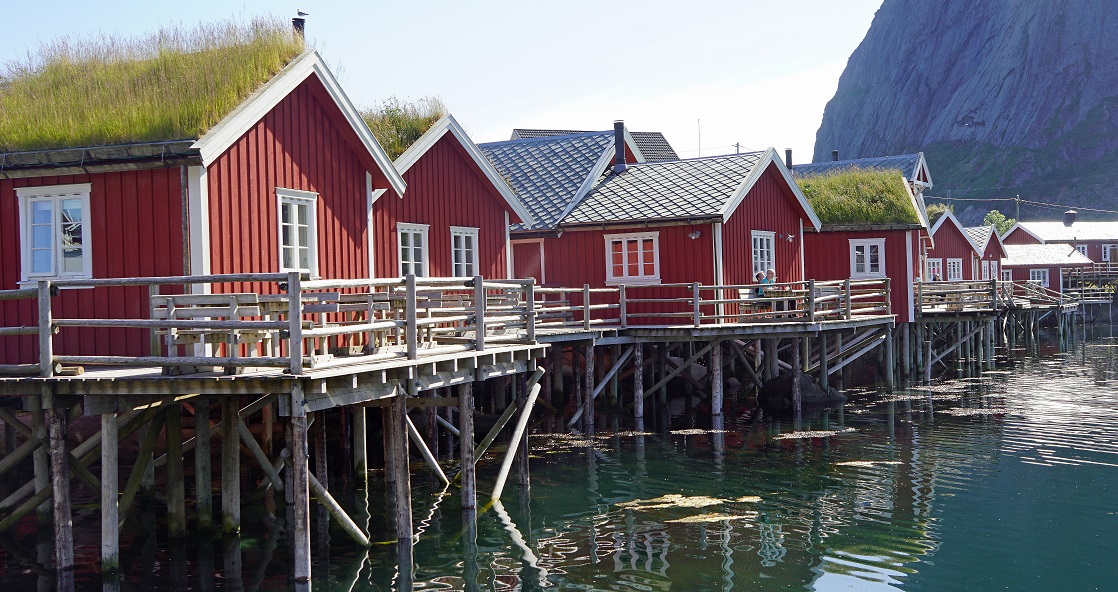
187,167,211,290
622,128,647,163
721,148,823,231
366,171,376,279
504,212,513,279
799,218,805,280
906,230,914,321
192,50,406,196
915,152,933,188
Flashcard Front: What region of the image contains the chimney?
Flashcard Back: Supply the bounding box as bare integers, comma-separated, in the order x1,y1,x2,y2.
832,149,839,162
613,120,627,173
1064,209,1077,227
784,149,793,168
292,17,306,41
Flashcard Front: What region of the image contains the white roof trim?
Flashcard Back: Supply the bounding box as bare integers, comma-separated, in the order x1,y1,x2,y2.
192,50,406,197
392,114,535,228
1001,222,1044,243
912,152,932,188
721,148,822,231
929,210,982,254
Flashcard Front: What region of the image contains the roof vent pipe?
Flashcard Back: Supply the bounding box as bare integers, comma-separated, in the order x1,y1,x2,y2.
1064,209,1077,227
613,120,627,173
832,149,839,162
292,17,306,41
785,149,792,168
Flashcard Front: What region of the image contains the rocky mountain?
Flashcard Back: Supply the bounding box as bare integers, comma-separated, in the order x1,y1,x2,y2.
814,0,1118,223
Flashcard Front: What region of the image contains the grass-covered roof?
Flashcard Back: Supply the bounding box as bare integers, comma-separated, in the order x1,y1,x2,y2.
795,168,920,226
0,18,304,152
359,97,446,160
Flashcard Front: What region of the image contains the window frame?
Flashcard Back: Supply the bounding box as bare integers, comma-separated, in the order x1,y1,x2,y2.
1029,268,1049,288
603,231,660,285
849,238,886,279
450,226,480,278
989,260,998,280
1001,269,1013,282
926,258,944,281
751,230,776,277
981,260,991,280
946,258,964,281
17,183,94,283
1102,245,1117,262
397,222,430,277
1075,244,1087,257
275,188,320,277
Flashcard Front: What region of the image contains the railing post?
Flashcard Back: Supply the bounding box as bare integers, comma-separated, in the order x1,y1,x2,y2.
917,278,923,316
884,277,892,316
807,279,816,323
473,275,486,352
990,279,998,311
286,272,303,375
619,285,628,329
582,285,591,330
692,282,701,327
844,278,852,320
524,280,535,344
38,280,53,378
406,274,419,360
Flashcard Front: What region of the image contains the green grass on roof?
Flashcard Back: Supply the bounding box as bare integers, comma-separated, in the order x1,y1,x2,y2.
796,168,919,225
360,96,446,160
0,17,304,152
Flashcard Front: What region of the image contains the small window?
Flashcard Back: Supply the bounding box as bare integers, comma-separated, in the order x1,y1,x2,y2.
276,189,319,276
989,261,998,280
604,231,659,284
398,223,429,277
1001,269,1012,282
946,258,963,281
1029,268,1049,288
849,239,886,278
17,184,93,281
926,258,943,281
981,260,990,280
1102,245,1117,262
450,226,479,277
1075,244,1087,257
751,231,775,276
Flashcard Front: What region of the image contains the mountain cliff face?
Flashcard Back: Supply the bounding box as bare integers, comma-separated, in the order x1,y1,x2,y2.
815,0,1118,222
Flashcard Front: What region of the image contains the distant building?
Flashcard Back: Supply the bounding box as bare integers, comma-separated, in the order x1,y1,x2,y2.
1002,220,1118,264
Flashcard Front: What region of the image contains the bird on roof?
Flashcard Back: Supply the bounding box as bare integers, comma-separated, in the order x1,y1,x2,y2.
297,9,309,16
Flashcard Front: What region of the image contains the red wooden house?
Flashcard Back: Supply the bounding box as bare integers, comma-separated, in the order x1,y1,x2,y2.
0,48,405,365
1001,244,1092,292
964,225,1007,281
926,210,982,281
369,114,533,279
1002,220,1118,264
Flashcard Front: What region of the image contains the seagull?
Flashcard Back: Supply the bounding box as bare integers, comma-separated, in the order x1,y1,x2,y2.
297,9,309,16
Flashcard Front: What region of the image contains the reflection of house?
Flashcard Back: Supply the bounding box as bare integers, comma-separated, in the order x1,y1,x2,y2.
1002,220,1118,264
926,211,982,281
1001,244,1092,291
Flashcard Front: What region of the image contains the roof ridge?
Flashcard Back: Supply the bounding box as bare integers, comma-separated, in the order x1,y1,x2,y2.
479,131,610,148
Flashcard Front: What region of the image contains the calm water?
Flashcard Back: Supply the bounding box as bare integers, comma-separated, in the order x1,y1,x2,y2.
3,328,1118,591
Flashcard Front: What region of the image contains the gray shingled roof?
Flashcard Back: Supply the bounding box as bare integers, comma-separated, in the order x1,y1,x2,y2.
511,128,679,162
1002,244,1093,267
478,132,612,230
793,154,921,180
965,226,995,252
561,152,765,226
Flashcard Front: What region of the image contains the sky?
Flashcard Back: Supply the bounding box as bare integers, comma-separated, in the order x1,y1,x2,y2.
2,0,883,163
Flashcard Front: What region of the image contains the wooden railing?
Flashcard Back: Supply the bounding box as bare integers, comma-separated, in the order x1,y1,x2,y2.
533,278,892,329
1,273,536,377
916,280,999,314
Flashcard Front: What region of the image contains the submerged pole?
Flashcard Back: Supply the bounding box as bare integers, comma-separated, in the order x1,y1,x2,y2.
100,412,119,573
459,382,476,510
289,383,312,584
491,378,542,502
710,341,724,419
195,398,213,531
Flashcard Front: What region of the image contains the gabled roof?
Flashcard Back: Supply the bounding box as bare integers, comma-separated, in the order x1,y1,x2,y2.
793,153,931,188
478,132,615,230
1002,244,1093,267
1002,221,1118,243
965,225,1007,257
194,50,405,195
383,114,534,227
511,128,678,161
795,167,927,229
929,210,982,253
560,148,822,230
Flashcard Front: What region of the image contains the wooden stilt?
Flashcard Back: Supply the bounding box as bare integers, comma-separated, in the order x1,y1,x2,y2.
710,341,723,419
902,324,911,378
29,396,50,524
353,407,367,485
633,344,644,430
194,398,212,531
609,344,621,407
516,369,530,489
289,382,311,584
818,333,829,391
551,344,564,405
46,398,73,573
165,404,187,538
391,381,414,548
583,343,595,435
884,329,895,392
262,402,274,458
459,382,476,511
792,339,802,423
220,396,240,534
314,411,328,492
101,412,119,573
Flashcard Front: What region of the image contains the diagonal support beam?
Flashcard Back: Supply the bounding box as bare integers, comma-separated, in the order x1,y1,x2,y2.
640,341,715,400
567,346,633,428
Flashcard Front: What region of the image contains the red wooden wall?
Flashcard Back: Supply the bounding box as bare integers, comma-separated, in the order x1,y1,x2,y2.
207,75,381,292
927,221,978,280
512,240,545,283
372,134,515,279
1002,228,1041,245
722,165,805,286
1,169,185,364
803,228,917,322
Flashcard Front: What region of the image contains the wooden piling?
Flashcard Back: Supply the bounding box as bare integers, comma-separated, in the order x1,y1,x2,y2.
517,370,530,489
884,329,895,392
165,404,187,538
633,344,644,429
583,343,595,435
353,407,367,485
46,399,73,572
818,333,829,391
220,396,240,534
289,382,311,584
792,339,802,423
313,411,328,493
710,341,723,419
100,412,119,573
459,382,476,510
194,398,213,531
29,396,50,523
390,381,414,548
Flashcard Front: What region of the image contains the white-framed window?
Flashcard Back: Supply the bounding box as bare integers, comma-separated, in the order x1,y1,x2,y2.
604,231,659,284
17,183,93,282
751,231,775,276
981,260,991,280
1075,244,1087,257
450,226,479,277
849,239,886,278
1002,269,1012,282
1030,268,1049,288
989,261,998,280
926,258,943,281
398,223,430,277
1103,245,1117,262
946,258,963,281
276,188,319,276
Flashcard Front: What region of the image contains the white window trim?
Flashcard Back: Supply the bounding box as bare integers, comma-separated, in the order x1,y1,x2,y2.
946,258,963,281
926,258,943,281
1001,269,1013,282
1030,268,1049,288
849,238,886,279
1075,244,1087,257
397,222,430,277
275,188,320,277
604,231,660,285
1102,245,1116,262
751,230,776,276
450,225,480,278
17,183,94,283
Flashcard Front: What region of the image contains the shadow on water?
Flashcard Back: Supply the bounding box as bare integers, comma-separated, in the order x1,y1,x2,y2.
3,324,1118,590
